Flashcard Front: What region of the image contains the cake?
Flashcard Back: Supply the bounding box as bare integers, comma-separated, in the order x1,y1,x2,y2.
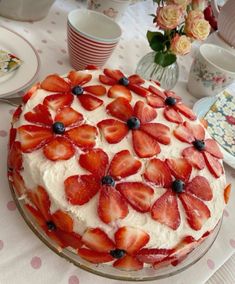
8,66,229,271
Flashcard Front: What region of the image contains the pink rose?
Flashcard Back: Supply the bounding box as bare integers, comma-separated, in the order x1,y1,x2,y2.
185,11,210,40
170,34,191,55
192,0,206,11
167,0,191,8
156,5,183,30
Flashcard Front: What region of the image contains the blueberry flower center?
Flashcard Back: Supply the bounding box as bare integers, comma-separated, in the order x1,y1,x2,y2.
46,221,56,231
165,96,177,106
72,85,84,96
101,175,115,186
110,249,126,259
118,77,129,86
52,122,65,134
172,179,185,193
127,116,140,130
193,139,205,151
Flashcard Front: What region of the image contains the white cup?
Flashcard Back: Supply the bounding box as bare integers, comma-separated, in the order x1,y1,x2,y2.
187,44,235,98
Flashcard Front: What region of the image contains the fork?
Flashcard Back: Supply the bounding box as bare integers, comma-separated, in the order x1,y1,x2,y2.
0,97,22,107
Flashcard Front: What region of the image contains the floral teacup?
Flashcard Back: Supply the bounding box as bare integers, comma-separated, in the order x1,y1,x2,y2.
187,43,235,98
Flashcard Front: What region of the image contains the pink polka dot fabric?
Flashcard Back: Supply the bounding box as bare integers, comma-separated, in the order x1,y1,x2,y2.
30,257,42,269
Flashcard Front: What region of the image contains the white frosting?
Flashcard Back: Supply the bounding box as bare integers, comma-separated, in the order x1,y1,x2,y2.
14,69,226,249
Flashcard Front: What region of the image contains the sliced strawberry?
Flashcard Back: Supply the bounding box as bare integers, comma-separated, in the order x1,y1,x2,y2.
12,105,22,123
165,90,182,100
203,152,223,178
68,70,92,86
144,158,172,188
179,192,211,231
106,97,133,121
78,248,113,263
116,182,154,213
24,104,53,126
151,80,161,86
164,107,183,124
113,255,143,271
140,123,170,144
128,84,151,97
132,130,161,158
66,124,97,149
224,184,231,204
99,74,116,85
146,94,165,108
43,93,73,111
133,101,157,123
184,121,205,141
85,64,99,70
166,158,192,182
204,139,223,159
46,230,64,248
108,85,132,102
22,83,40,103
151,190,180,230
98,186,129,224
153,255,176,269
8,141,22,170
128,74,145,85
43,137,75,161
173,125,194,143
186,176,212,201
56,230,82,249
25,204,46,228
148,85,166,99
136,248,175,264
79,148,108,177
97,119,128,144
83,85,106,96
9,128,16,149
41,74,71,92
108,150,141,179
182,147,205,170
78,94,103,111
18,125,53,153
82,228,115,252
175,103,197,120
51,210,73,232
64,175,100,205
104,68,124,81
55,107,83,127
12,171,27,196
115,226,150,254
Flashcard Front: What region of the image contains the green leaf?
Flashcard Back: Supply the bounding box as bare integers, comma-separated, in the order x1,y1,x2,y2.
150,40,164,52
154,52,177,67
146,31,164,44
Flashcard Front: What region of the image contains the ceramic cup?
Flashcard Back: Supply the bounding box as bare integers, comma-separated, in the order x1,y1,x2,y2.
67,9,122,70
87,0,130,22
187,44,235,98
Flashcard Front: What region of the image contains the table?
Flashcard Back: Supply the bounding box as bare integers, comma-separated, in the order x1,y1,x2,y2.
0,1,234,283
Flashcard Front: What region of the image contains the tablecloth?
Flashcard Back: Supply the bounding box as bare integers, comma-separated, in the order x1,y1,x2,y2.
0,1,234,283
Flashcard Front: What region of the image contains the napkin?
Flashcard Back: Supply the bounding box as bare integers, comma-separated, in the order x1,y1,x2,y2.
0,49,22,77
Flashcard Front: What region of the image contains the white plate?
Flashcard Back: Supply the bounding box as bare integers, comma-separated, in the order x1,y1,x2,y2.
0,26,40,98
193,96,235,169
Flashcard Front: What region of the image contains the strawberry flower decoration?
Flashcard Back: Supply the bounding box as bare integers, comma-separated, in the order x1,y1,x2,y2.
174,121,223,177
144,157,212,231
78,226,149,271
64,148,141,224
20,103,97,160
98,97,171,158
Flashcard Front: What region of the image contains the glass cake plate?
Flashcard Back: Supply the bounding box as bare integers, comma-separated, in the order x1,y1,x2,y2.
9,181,222,281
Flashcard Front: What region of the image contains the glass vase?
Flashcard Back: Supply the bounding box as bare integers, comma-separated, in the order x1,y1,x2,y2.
136,51,179,90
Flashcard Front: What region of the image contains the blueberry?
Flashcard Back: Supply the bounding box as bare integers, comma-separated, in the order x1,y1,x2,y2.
52,122,65,134
46,221,56,231
110,249,126,259
118,77,129,86
127,116,140,129
165,97,177,106
72,85,84,95
101,175,115,186
172,179,185,193
193,139,205,151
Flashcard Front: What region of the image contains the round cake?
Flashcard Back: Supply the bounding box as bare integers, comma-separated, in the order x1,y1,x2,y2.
8,66,229,271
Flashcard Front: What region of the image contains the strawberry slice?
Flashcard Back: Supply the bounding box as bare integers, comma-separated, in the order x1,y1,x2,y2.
186,176,212,201
224,184,231,204
78,94,103,111
97,119,128,144
12,171,27,197
9,128,16,149
24,104,53,126
99,74,116,85
85,64,99,70
151,190,180,230
184,121,205,141
165,90,182,101
64,175,100,205
148,85,166,99
106,97,133,121
175,103,196,120
18,125,53,153
98,186,129,224
41,74,71,92
56,230,82,249
144,158,172,188
115,226,150,254
43,93,73,111
55,107,83,127
166,158,192,182
43,137,75,161
182,147,205,170
108,150,141,179
78,248,113,263
113,255,143,271
116,182,154,213
203,152,223,178
51,210,73,232
68,70,92,86
153,256,176,269
140,123,170,144
173,125,194,143
204,139,223,159
136,248,175,264
128,74,145,85
133,101,157,123
79,148,108,177
108,85,132,102
12,105,22,123
104,68,124,81
132,130,161,158
25,204,46,228
164,107,183,124
8,141,22,170
23,83,40,103
83,85,106,96
128,84,151,97
82,228,115,252
179,192,211,231
66,124,97,149
146,94,165,108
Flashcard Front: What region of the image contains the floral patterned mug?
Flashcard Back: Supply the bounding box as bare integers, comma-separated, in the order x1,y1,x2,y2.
187,43,235,98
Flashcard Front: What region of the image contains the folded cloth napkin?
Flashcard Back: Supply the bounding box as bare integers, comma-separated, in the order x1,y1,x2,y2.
0,49,22,77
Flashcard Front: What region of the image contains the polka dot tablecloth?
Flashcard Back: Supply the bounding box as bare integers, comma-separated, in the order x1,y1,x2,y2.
0,1,234,283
